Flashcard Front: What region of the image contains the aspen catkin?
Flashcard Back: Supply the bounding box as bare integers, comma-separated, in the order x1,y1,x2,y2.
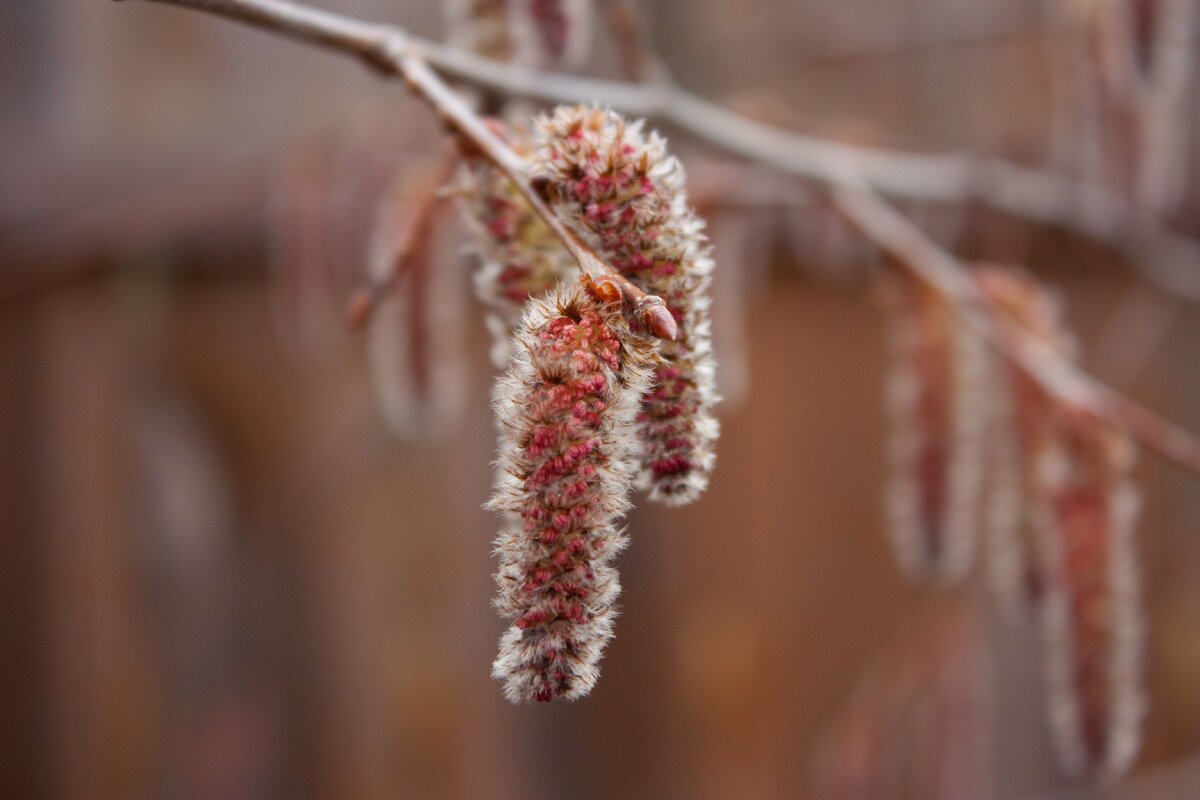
881,274,988,585
533,105,719,506
976,266,1145,781
489,276,656,702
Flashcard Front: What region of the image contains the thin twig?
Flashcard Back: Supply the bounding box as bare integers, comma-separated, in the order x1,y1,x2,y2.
133,0,1200,308
831,181,1200,476
345,150,456,330
123,0,1200,475
421,41,1200,306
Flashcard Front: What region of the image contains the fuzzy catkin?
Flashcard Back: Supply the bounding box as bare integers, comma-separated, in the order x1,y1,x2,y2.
975,268,1073,609
975,266,1145,781
458,131,577,367
444,0,581,367
489,278,656,702
881,275,988,586
533,105,719,506
1035,406,1143,780
983,368,1027,614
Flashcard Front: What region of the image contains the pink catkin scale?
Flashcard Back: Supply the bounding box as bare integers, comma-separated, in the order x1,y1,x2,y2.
489,278,656,703
533,105,719,506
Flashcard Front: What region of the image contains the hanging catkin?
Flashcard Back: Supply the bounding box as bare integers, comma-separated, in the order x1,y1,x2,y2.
976,266,1145,780
489,276,657,702
880,274,988,585
533,105,719,505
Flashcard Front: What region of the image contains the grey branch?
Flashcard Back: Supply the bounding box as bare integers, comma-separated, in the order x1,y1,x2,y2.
126,0,1200,474
139,0,1200,306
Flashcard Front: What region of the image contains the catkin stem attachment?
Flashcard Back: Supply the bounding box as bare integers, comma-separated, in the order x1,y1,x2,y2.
458,126,579,367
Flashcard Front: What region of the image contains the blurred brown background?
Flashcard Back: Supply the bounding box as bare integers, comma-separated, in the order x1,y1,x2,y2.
4,1,1200,798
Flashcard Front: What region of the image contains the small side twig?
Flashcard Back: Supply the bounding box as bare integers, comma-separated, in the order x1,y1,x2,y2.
345,148,457,330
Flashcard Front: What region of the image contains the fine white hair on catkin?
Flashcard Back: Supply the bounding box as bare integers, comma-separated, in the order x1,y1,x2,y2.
488,277,657,702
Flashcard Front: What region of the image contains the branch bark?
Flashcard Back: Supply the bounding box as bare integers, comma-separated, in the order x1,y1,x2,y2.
134,0,1200,309
124,0,1200,476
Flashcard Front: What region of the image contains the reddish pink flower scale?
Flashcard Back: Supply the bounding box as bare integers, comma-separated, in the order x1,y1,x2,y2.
627,252,654,271
571,406,602,427
515,610,549,630
486,215,513,240
651,400,692,419
527,452,581,490
528,425,561,452
651,455,693,478
656,365,682,380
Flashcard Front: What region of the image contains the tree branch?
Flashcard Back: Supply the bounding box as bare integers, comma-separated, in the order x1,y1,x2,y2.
430,45,1200,306
831,181,1200,476
134,0,1200,307
124,0,1200,475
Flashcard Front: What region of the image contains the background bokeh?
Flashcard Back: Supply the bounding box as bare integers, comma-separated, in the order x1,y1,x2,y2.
4,1,1200,798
